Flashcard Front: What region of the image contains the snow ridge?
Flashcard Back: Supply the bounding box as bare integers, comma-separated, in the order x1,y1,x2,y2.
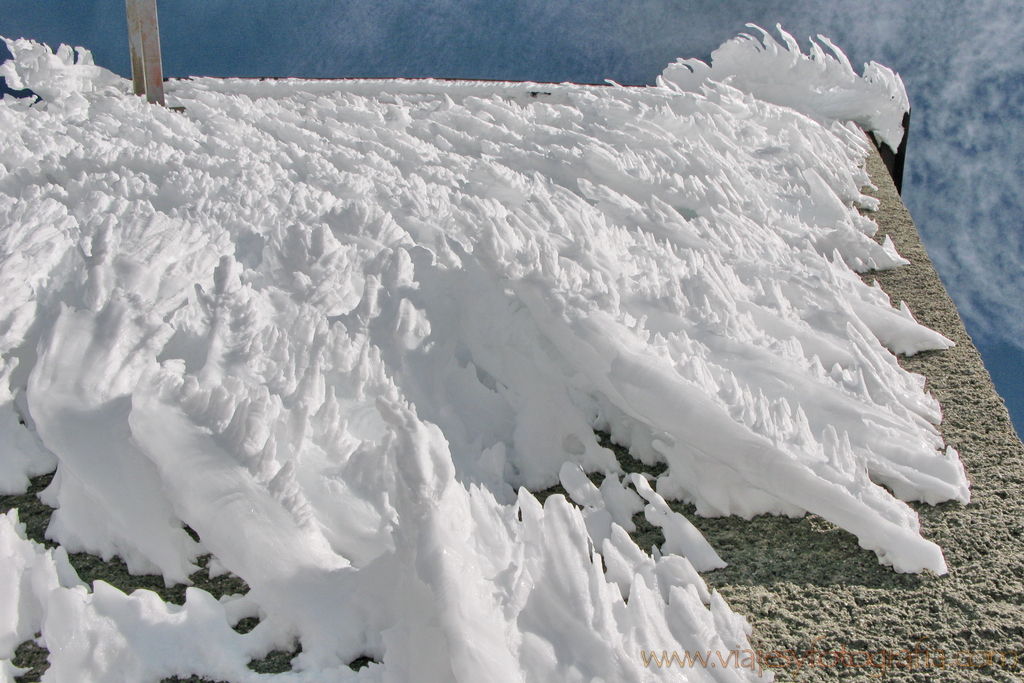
660,24,911,149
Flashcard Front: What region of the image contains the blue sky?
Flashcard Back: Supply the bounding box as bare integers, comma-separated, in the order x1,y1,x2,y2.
2,0,1023,434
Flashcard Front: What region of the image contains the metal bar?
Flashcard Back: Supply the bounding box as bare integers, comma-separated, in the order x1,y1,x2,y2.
891,110,910,195
125,0,165,105
125,0,146,96
869,109,910,195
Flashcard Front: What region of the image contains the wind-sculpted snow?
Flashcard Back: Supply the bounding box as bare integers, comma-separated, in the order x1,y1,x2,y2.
0,34,965,681
660,24,911,150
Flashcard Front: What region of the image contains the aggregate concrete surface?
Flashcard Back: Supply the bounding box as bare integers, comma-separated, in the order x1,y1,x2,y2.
658,148,1024,682
2,146,1022,682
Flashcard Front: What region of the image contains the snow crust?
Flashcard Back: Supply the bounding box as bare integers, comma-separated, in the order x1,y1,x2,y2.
0,33,964,681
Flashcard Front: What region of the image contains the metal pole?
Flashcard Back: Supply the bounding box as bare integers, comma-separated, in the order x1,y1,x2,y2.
126,0,145,96
125,0,165,105
869,110,910,195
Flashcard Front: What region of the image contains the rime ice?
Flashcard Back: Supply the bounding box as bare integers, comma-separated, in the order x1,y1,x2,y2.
0,27,964,682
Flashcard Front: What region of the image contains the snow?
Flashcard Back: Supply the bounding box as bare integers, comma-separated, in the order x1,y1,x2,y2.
0,510,84,661
0,28,965,681
660,24,911,150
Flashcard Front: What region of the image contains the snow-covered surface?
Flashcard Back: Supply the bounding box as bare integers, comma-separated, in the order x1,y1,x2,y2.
0,30,963,681
660,24,911,150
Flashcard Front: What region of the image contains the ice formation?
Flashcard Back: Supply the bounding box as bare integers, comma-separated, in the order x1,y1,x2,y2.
660,24,911,150
0,28,966,682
